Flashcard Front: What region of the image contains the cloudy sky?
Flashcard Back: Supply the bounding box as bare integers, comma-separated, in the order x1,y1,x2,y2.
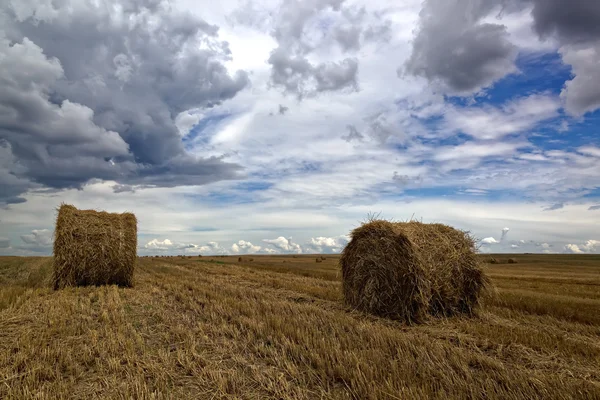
1,0,599,256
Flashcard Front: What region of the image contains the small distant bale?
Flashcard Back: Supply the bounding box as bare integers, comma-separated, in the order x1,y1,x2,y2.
320,256,327,260
489,258,499,264
238,257,243,262
198,254,202,257
316,257,322,263
508,258,518,264
340,219,488,323
53,204,137,289
249,258,254,262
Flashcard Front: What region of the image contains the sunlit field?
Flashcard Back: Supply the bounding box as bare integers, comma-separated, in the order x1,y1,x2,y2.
1,254,599,399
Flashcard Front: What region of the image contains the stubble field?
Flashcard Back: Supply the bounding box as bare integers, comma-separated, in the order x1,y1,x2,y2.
1,254,599,399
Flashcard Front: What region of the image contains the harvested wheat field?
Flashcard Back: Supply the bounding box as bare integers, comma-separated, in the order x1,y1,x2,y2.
1,254,600,399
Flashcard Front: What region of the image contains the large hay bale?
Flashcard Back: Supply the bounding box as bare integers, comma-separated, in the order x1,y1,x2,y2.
340,220,488,323
507,258,518,264
53,204,137,289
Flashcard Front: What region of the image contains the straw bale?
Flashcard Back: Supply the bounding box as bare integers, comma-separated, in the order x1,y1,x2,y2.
340,219,488,322
53,204,137,289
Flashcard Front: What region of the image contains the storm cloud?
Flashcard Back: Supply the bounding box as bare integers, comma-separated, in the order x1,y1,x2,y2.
405,0,600,114
0,0,248,204
404,0,517,94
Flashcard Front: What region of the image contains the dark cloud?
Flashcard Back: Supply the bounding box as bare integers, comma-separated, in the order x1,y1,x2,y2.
266,0,387,97
529,0,600,43
589,205,600,211
559,42,600,116
518,0,600,115
405,0,517,94
268,49,358,98
0,237,9,248
112,184,136,194
341,125,364,142
0,0,248,204
278,104,289,115
544,203,564,211
20,229,53,247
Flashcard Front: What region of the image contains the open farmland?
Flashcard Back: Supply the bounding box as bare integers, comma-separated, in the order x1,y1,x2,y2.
1,254,599,399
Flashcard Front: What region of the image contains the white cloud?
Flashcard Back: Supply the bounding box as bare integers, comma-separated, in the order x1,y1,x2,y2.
444,94,560,141
144,238,175,250
481,237,499,244
306,235,349,253
564,240,600,254
20,229,52,247
231,240,261,254
263,236,303,253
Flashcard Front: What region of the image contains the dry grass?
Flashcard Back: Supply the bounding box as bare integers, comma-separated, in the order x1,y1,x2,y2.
53,204,137,289
340,220,487,322
1,254,599,399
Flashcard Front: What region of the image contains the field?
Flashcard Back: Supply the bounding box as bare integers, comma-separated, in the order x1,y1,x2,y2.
1,254,599,399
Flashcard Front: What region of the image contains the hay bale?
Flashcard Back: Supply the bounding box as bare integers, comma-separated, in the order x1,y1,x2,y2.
489,258,499,264
340,219,488,323
316,257,322,263
53,204,137,289
508,258,518,264
238,257,243,262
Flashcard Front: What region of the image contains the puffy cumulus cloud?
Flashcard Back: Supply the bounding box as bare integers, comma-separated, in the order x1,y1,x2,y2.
306,235,349,253
481,237,499,244
560,43,600,116
528,0,600,44
563,240,600,254
518,0,600,115
263,236,303,253
143,239,229,255
231,240,262,254
20,229,53,247
198,242,228,255
404,0,517,95
144,239,178,251
266,0,390,98
0,0,248,204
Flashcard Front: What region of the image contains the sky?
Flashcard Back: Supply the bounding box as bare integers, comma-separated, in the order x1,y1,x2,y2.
0,0,599,256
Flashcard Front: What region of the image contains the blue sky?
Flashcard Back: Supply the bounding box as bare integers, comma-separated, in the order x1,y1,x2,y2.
1,0,599,255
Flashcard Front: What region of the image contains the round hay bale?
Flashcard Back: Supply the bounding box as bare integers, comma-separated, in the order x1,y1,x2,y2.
489,258,499,264
238,257,243,262
53,204,137,289
507,258,518,264
316,257,322,263
340,220,488,323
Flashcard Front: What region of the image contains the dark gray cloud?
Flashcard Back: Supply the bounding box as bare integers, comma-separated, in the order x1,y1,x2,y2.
112,184,136,194
20,229,53,247
521,0,600,115
266,0,388,97
341,125,364,142
278,104,289,115
544,203,564,211
0,0,248,204
0,237,9,248
529,0,600,43
405,0,517,94
560,43,600,116
268,48,358,98
589,205,600,211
